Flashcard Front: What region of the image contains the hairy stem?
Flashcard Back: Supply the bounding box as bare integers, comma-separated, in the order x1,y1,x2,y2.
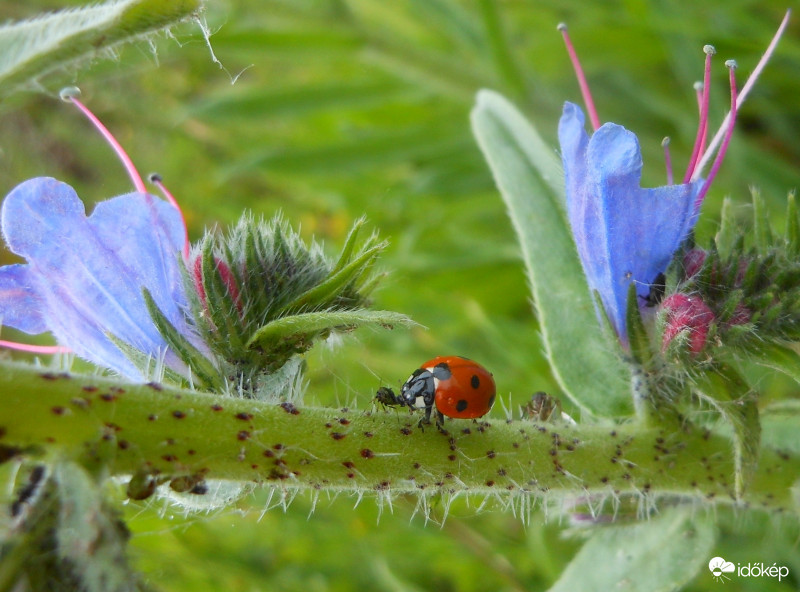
0,361,796,511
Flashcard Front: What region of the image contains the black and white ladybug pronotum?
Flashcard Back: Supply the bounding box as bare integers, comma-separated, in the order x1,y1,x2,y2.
378,356,496,430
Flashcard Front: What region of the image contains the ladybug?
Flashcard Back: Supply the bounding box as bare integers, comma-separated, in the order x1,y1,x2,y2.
379,356,496,430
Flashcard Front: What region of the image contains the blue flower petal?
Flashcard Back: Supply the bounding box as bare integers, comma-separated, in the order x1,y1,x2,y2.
0,177,196,378
559,103,702,339
0,264,47,334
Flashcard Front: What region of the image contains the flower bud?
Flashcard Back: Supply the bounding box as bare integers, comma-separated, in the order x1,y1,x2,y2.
661,293,715,354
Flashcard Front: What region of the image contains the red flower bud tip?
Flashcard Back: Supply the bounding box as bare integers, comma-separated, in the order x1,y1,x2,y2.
682,248,707,279
661,293,715,354
729,303,752,326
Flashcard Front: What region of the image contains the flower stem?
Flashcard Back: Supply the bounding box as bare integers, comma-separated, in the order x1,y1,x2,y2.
0,360,796,511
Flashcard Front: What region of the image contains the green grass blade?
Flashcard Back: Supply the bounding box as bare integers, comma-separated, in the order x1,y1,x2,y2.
471,89,632,418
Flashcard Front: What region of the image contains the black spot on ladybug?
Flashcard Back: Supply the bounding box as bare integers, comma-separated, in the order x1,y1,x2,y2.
487,394,496,409
470,375,480,389
456,400,468,412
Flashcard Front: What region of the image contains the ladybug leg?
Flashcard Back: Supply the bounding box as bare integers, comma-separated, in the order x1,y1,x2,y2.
417,404,434,431
435,410,448,434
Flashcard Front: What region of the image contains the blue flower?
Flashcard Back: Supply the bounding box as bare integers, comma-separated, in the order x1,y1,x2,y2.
558,102,703,341
0,177,204,379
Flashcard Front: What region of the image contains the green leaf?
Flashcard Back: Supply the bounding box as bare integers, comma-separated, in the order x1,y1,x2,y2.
54,462,149,592
761,400,800,454
470,89,632,418
246,309,413,351
0,0,200,95
548,508,716,592
142,288,223,391
695,366,761,499
728,342,800,385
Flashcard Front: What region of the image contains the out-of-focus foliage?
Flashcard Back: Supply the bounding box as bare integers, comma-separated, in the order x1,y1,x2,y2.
0,1,798,590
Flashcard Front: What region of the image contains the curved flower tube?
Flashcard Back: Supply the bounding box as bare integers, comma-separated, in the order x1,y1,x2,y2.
558,103,702,340
0,177,202,379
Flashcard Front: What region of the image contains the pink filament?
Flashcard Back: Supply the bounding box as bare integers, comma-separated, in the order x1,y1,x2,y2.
683,47,715,183
558,23,601,131
0,339,71,354
693,62,739,210
67,96,147,194
662,137,674,185
692,9,791,181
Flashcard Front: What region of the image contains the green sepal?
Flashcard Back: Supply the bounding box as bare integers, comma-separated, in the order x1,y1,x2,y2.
751,188,773,252
625,282,653,369
330,216,366,275
786,191,800,257
715,196,739,257
142,288,223,391
200,237,246,354
246,309,413,353
106,332,188,386
279,238,385,315
717,288,745,324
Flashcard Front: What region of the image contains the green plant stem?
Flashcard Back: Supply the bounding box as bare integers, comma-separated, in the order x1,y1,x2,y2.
1,360,796,511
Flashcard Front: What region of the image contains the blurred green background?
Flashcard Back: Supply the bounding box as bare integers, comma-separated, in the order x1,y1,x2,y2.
0,1,798,590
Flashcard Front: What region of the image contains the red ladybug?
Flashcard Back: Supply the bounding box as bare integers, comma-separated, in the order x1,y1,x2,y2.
379,356,496,430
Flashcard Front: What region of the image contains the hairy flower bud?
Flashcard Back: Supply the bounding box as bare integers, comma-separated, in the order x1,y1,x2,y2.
661,293,715,354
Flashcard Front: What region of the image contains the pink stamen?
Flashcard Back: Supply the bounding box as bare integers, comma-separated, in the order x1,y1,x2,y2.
149,173,190,261
60,87,147,194
683,46,715,183
0,339,71,354
692,9,791,181
693,61,739,210
662,137,674,185
693,81,704,111
558,23,601,131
